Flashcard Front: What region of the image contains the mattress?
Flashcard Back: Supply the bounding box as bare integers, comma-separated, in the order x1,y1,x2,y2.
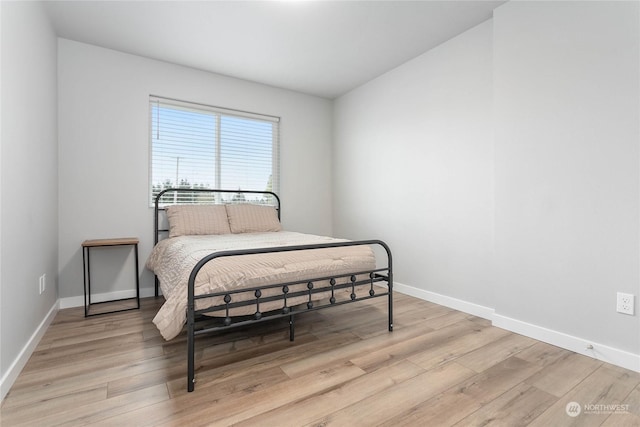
146,231,376,340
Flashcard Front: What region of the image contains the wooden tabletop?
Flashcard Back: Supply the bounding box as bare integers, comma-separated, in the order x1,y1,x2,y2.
82,237,139,247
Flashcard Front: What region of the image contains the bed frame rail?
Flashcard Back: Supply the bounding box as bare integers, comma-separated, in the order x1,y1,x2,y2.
186,240,393,392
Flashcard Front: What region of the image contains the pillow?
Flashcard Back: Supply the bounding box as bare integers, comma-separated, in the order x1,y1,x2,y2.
225,204,282,233
165,204,231,237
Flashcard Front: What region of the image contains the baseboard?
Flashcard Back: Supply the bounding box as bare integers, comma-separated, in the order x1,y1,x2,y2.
0,300,59,401
393,281,495,320
393,281,640,373
493,313,640,373
59,287,157,309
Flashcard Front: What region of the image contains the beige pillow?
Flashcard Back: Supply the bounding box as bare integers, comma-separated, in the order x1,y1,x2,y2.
225,204,282,233
165,205,231,237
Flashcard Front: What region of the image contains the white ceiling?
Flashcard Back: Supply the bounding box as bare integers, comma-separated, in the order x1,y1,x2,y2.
44,0,505,99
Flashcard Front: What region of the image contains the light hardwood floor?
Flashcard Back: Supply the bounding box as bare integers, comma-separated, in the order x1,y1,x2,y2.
1,293,639,426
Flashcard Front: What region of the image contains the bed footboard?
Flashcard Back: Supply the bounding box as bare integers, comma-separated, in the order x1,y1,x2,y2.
186,240,393,392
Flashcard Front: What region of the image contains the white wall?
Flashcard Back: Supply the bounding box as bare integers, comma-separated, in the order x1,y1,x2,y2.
58,39,333,300
333,20,495,311
334,0,640,370
493,1,640,357
0,1,59,398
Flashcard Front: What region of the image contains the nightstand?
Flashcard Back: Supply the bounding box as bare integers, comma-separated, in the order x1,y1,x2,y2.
82,237,140,317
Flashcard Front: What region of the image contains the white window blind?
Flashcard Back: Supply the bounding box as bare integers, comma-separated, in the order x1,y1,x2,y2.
149,96,280,206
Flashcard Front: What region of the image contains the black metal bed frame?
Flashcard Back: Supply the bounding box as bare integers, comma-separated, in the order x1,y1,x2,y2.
153,188,393,392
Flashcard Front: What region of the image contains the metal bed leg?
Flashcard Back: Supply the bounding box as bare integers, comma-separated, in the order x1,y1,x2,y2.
187,305,195,392
388,278,394,332
289,314,295,342
187,324,195,392
134,243,140,309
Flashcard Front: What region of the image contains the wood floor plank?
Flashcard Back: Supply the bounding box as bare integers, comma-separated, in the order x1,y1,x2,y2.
2,294,638,427
164,330,355,397
106,337,256,397
42,323,151,349
21,383,169,427
452,383,558,427
0,384,108,423
601,383,640,427
14,345,165,389
305,361,477,427
99,366,291,426
111,362,365,426
523,351,604,397
455,332,538,373
513,341,573,368
4,349,180,407
415,309,476,330
234,360,426,427
311,305,392,339
528,364,640,427
350,320,483,372
279,321,433,379
382,356,544,426
406,321,511,370
24,332,144,370
390,307,455,330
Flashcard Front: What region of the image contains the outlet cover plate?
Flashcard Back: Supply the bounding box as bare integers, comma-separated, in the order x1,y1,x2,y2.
617,292,635,315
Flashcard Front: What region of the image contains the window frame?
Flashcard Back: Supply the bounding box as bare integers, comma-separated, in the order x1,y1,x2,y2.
148,95,280,207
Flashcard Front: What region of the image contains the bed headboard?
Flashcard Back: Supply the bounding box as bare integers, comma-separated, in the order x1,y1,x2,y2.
153,188,281,245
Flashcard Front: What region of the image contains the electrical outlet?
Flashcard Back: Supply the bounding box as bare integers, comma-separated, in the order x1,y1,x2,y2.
616,292,635,315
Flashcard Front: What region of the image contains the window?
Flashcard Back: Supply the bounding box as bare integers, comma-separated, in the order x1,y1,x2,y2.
149,96,280,206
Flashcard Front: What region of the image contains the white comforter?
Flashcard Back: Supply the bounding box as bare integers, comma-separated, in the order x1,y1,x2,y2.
146,231,376,340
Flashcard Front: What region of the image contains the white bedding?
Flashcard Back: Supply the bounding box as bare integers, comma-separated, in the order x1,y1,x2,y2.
146,231,376,340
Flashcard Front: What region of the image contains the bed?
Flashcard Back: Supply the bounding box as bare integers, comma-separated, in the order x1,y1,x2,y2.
147,188,393,392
